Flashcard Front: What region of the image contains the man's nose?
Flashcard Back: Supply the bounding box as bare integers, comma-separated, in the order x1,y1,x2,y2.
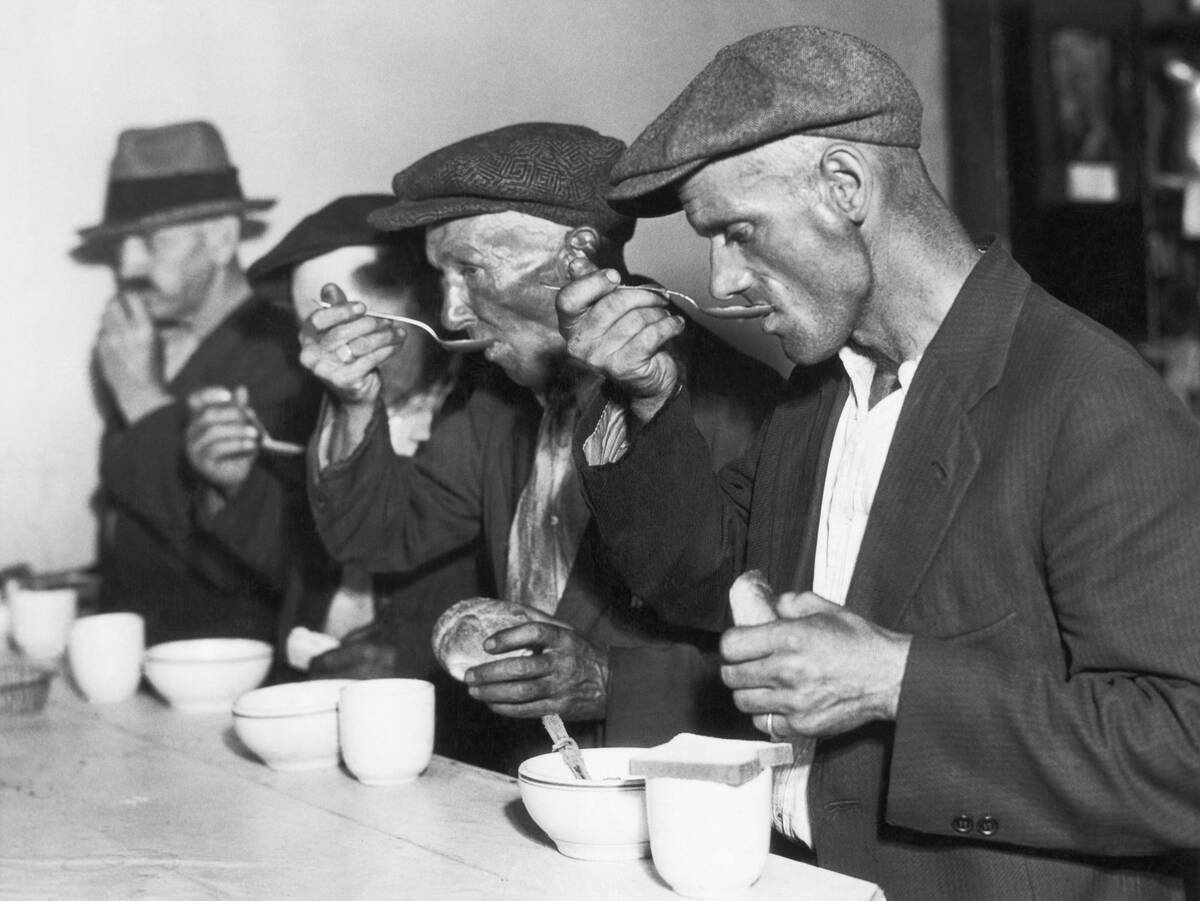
116,235,150,280
441,285,476,333
708,241,753,301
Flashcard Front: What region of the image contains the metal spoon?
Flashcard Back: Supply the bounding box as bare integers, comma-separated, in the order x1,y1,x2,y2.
542,282,772,320
315,297,493,352
232,395,305,456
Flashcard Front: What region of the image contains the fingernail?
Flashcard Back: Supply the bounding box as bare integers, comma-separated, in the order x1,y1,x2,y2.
604,269,620,284
482,638,495,652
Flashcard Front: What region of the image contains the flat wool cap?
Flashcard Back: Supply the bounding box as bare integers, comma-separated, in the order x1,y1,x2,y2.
609,26,923,216
368,122,636,244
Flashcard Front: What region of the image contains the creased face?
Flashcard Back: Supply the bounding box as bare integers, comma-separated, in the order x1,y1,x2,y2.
679,138,874,367
114,218,230,325
425,212,568,391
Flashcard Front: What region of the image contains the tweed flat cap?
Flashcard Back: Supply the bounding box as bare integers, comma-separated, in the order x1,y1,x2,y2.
368,122,636,244
246,194,393,285
608,26,923,217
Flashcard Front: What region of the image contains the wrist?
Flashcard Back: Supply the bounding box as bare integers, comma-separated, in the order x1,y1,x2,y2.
629,380,681,424
876,632,913,720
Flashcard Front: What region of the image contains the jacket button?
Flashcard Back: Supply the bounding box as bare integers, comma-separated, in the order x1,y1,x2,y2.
977,816,999,836
951,814,973,833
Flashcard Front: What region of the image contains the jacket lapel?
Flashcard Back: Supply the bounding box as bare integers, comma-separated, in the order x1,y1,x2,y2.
843,244,1034,628
843,367,981,628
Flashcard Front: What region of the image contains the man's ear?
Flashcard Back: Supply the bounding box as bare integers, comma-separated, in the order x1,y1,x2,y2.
819,146,870,225
203,215,242,266
563,226,601,264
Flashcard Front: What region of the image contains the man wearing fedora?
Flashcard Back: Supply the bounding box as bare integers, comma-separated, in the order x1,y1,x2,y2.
77,120,320,654
298,122,780,773
556,25,1200,901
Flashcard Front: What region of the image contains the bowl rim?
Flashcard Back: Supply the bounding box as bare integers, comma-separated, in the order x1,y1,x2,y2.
518,747,646,788
232,679,358,718
145,638,273,664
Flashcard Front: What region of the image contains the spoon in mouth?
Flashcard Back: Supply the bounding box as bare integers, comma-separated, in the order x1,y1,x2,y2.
315,297,493,352
541,282,772,320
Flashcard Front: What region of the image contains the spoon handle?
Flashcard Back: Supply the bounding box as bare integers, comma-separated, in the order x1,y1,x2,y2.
542,714,591,780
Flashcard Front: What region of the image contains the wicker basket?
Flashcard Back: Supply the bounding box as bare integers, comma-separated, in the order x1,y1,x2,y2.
0,663,56,714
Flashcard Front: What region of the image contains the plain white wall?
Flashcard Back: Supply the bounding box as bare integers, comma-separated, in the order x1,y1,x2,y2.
0,0,947,571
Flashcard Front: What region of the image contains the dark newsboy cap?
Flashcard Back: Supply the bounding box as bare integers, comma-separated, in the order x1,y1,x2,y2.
608,26,923,217
246,194,393,285
368,122,636,244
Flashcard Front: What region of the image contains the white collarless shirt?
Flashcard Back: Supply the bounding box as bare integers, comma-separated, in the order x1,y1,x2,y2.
773,345,920,846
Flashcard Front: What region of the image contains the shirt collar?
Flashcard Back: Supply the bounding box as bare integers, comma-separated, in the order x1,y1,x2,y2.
837,345,922,407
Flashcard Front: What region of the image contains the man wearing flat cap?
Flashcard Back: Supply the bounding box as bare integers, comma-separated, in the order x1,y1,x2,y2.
559,25,1200,900
77,120,320,656
299,122,779,772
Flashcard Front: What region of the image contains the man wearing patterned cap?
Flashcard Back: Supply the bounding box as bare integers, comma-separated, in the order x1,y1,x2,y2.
559,26,1200,900
299,122,779,773
76,120,320,657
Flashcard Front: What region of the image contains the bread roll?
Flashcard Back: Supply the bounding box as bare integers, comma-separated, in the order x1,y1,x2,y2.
431,597,540,681
728,570,778,626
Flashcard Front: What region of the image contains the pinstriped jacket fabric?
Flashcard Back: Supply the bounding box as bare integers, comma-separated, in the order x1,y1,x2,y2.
578,243,1200,900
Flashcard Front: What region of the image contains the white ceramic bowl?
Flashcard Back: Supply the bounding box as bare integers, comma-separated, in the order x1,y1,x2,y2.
518,747,649,860
233,679,356,771
143,638,273,713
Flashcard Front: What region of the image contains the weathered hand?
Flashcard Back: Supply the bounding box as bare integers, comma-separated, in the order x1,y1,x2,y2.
95,291,170,422
464,619,610,721
555,261,685,422
720,591,913,739
185,386,260,501
298,282,406,407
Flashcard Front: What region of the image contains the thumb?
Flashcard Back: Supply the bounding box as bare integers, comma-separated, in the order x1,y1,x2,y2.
567,255,599,281
775,591,839,619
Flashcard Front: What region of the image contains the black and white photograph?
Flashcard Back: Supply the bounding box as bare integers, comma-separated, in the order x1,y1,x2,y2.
3,1,1200,899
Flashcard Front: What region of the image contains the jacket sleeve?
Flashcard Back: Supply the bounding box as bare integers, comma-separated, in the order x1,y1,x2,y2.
887,366,1200,854
191,366,319,592
574,387,760,633
309,394,487,574
605,641,750,746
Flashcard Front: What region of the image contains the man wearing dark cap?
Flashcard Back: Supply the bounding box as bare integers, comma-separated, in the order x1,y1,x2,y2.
299,122,779,772
558,26,1200,900
76,120,320,655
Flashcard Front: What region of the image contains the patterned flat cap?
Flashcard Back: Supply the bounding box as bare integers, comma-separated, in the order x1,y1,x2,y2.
608,26,923,216
369,122,636,244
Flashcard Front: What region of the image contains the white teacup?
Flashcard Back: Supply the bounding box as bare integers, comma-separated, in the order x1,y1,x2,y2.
338,678,434,786
645,768,774,898
68,612,145,704
9,586,77,660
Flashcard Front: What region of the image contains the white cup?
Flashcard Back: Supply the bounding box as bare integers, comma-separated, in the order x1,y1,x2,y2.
9,586,77,660
645,768,774,898
68,612,145,704
338,678,434,786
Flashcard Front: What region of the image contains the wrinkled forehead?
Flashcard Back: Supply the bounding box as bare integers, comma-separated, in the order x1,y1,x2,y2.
424,211,568,266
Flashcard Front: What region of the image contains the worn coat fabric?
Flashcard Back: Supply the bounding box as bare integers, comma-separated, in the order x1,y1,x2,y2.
577,245,1200,899
98,296,323,651
310,342,778,773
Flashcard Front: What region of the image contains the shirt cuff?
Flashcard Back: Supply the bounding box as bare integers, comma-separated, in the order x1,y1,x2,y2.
582,398,632,466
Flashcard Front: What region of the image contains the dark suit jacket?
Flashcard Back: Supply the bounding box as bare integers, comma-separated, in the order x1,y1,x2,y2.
98,295,322,653
577,244,1200,900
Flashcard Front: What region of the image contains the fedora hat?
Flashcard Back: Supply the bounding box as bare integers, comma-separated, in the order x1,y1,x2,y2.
75,120,274,258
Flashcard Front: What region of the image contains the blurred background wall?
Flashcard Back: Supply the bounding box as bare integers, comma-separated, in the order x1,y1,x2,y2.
0,0,947,572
